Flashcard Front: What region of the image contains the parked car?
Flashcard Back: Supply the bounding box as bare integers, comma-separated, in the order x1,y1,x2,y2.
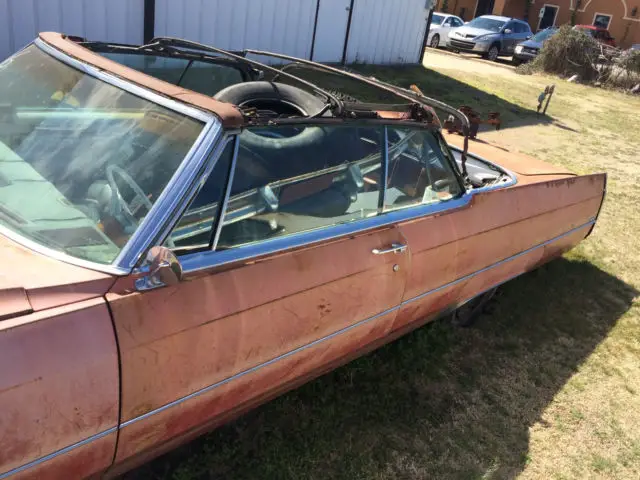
512,27,558,65
0,32,606,479
427,12,464,49
573,25,616,47
447,15,533,61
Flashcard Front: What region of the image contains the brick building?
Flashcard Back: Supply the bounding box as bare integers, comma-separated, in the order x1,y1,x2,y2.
435,0,640,47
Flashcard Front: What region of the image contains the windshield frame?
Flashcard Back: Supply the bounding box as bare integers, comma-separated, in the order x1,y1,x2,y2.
0,39,223,275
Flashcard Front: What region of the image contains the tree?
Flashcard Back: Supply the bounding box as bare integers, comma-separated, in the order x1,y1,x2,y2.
571,0,582,26
442,0,449,13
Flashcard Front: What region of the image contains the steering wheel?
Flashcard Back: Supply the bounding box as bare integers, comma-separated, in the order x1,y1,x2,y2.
106,164,153,232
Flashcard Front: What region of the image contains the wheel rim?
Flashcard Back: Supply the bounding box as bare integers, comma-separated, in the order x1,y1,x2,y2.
489,47,498,61
431,35,439,48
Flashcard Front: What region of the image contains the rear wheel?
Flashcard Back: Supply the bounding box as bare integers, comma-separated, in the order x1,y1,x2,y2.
485,45,500,62
430,34,440,49
451,288,498,327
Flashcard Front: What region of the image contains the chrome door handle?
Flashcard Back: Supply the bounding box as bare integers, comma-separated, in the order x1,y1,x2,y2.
372,243,407,255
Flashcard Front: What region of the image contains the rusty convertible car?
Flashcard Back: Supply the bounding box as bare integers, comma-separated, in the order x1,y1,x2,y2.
0,33,605,479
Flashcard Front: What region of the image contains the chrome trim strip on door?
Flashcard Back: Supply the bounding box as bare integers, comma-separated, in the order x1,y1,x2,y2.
0,427,117,479
401,219,595,306
178,147,519,275
179,195,471,274
121,219,595,428
119,306,399,428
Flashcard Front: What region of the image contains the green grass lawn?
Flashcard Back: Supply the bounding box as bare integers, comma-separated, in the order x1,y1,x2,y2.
125,53,640,480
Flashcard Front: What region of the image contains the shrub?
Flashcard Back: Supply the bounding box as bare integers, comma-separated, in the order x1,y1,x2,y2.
529,25,600,81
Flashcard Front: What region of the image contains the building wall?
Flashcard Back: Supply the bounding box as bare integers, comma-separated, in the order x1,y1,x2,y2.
434,0,478,21
0,0,144,61
525,0,640,47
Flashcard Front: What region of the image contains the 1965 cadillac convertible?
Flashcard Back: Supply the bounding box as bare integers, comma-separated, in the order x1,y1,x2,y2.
0,33,605,479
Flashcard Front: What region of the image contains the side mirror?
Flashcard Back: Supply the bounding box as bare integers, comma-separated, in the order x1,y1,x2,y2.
526,35,532,40
135,246,183,291
504,29,513,34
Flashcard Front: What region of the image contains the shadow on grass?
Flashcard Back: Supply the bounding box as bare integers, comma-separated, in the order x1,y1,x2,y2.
124,255,637,479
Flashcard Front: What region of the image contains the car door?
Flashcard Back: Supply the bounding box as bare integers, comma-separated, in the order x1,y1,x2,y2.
377,126,468,332
501,21,519,54
441,17,453,39
516,22,533,44
106,125,410,464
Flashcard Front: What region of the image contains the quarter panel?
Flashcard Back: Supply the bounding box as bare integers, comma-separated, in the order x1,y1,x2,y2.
395,174,605,330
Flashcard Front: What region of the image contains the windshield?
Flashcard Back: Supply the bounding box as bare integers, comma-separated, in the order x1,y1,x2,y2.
0,45,205,265
98,52,245,96
431,14,445,25
467,17,506,33
531,29,557,43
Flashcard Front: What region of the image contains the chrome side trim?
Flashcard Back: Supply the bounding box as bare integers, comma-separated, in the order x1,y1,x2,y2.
178,145,519,275
211,136,240,250
120,306,399,428
0,427,117,479
401,219,595,306
121,220,594,428
180,195,471,274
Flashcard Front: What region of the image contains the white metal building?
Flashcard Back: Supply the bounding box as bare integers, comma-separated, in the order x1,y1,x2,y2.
0,0,432,64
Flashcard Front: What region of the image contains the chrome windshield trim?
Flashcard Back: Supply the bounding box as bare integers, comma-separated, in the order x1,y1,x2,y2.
38,37,225,269
0,426,117,479
35,39,212,123
120,220,594,429
0,40,221,275
117,120,224,269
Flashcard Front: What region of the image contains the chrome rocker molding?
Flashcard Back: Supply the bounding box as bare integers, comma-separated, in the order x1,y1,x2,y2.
1,219,595,478
0,427,117,479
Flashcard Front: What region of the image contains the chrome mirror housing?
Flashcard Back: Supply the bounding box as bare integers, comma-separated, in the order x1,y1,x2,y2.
135,246,183,291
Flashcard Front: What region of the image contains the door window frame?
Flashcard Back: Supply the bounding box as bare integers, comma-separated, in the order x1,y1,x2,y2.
159,122,515,275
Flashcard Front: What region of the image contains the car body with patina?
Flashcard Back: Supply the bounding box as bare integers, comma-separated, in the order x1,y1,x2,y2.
427,12,464,49
513,27,558,65
0,33,606,479
447,15,532,61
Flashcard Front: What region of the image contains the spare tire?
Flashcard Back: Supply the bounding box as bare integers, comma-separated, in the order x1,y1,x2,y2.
214,82,328,150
